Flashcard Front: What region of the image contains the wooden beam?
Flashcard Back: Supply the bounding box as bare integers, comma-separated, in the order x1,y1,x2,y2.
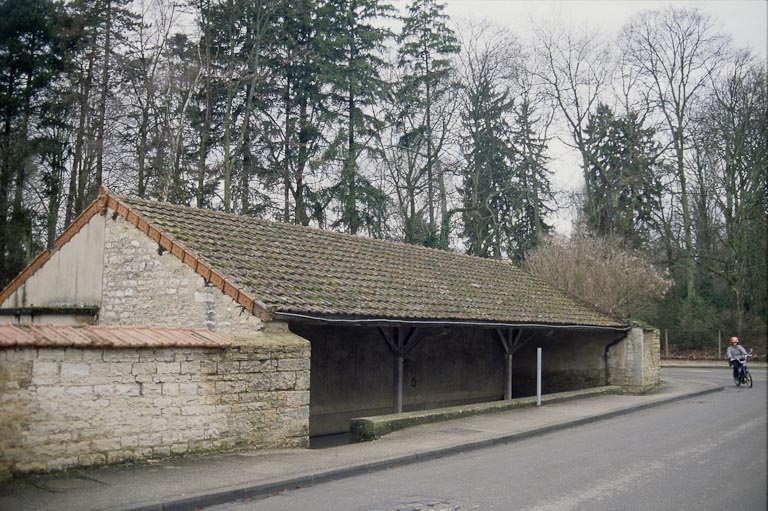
394,352,404,414
377,326,421,414
496,329,528,400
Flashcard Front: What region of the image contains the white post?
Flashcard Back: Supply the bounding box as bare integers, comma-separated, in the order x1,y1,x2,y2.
536,347,542,407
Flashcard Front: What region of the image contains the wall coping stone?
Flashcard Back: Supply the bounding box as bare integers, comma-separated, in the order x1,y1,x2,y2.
350,385,623,442
0,324,232,348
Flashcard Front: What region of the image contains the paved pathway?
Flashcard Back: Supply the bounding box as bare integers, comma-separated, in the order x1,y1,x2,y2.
0,374,724,511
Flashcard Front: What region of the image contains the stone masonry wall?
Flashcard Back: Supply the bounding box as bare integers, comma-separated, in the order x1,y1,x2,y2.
101,212,261,335
608,327,660,393
0,327,310,479
639,328,661,391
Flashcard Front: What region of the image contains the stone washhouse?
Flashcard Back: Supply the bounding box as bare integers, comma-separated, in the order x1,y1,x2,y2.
0,187,660,478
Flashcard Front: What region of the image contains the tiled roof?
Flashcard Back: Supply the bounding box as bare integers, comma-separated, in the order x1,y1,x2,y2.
0,324,232,348
110,194,625,328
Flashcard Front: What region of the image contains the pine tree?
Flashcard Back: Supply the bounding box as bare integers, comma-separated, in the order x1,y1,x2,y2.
582,103,662,249
396,0,459,247
507,92,553,263
0,0,67,287
319,0,394,235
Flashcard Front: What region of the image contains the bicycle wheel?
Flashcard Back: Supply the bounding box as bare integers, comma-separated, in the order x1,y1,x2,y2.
745,370,753,388
734,373,741,386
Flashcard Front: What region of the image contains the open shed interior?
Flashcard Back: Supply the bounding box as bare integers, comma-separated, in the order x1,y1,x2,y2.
290,323,621,437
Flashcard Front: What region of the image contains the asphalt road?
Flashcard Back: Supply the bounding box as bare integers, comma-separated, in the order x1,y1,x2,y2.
208,367,767,511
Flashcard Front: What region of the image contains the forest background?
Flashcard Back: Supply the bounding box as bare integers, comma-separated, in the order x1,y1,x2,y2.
1,0,765,354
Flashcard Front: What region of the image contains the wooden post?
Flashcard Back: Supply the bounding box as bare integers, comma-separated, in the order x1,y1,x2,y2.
394,354,404,414
378,327,421,414
718,330,722,359
497,329,526,401
665,329,669,359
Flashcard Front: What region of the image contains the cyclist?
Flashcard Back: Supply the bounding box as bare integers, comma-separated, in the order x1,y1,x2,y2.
726,336,749,382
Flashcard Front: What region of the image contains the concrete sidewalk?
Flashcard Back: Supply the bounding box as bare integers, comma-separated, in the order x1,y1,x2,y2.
0,377,724,511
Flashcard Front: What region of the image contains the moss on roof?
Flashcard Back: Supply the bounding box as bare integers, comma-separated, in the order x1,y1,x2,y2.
119,196,626,328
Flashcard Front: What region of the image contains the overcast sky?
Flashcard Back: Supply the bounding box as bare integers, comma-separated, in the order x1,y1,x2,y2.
436,0,767,58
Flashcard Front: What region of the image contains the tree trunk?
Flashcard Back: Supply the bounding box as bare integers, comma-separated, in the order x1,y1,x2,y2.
95,0,112,193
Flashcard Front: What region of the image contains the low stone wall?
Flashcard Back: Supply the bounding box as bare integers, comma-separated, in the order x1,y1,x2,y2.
349,385,623,442
0,328,309,479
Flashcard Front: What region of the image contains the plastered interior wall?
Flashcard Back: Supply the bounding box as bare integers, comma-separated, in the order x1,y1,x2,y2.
1,216,105,309
292,324,506,436
512,331,615,395
0,331,310,479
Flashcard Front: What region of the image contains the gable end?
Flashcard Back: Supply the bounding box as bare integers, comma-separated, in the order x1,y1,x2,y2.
103,193,275,322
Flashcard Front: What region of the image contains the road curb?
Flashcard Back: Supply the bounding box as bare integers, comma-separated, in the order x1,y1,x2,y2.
113,383,724,511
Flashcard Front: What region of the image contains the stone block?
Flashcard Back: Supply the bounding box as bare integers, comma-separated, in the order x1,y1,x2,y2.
140,382,162,396
78,452,107,467
295,371,310,390
178,383,199,395
103,349,141,362
63,385,94,398
106,450,135,464
8,349,37,362
109,362,134,377
114,384,141,397
215,380,247,394
92,438,122,452
170,443,189,455
162,383,180,396
239,359,275,373
36,349,66,361
247,377,271,392
132,361,157,376
156,362,181,374
286,391,310,407
277,359,310,371
120,436,139,448
200,361,218,374
161,406,182,417
142,350,177,362
63,349,84,362
30,361,59,384
46,457,78,472
138,432,162,446
180,361,200,374
270,372,296,390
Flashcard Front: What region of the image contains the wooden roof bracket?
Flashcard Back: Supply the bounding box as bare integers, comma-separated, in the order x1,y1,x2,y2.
497,329,529,400
377,326,425,414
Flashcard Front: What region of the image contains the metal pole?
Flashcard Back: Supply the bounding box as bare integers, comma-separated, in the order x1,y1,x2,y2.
505,352,513,400
536,347,542,407
665,329,669,359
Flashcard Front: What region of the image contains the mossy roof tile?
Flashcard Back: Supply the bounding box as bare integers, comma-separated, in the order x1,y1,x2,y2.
117,196,625,328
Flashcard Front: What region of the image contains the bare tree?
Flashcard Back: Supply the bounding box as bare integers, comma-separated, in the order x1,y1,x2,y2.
532,21,613,220
618,7,729,300
119,0,183,198
690,52,767,337
525,229,672,319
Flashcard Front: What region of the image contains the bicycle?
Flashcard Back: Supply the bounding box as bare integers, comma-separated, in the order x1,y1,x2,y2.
733,351,753,388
